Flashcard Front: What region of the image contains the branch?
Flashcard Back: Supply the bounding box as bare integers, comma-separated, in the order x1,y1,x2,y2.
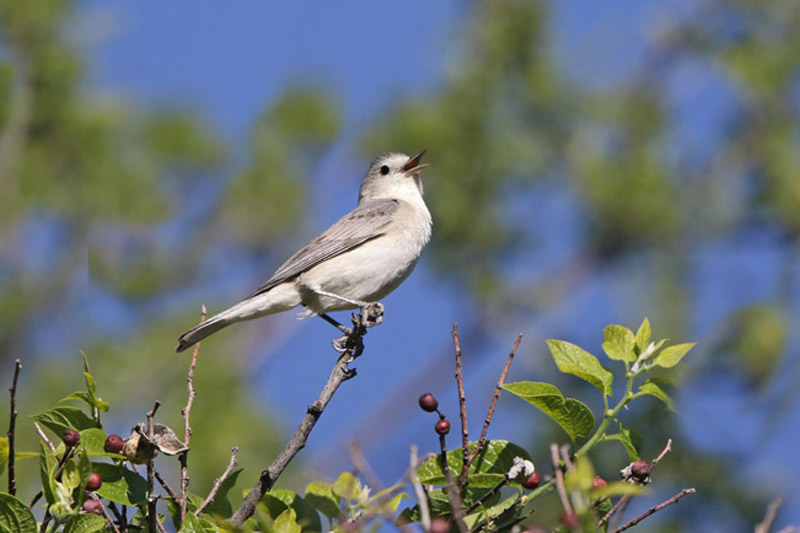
195,447,239,516
146,401,161,533
464,335,521,480
452,324,471,489
613,488,695,532
181,305,206,524
228,317,369,526
7,359,21,495
755,497,784,533
33,421,55,453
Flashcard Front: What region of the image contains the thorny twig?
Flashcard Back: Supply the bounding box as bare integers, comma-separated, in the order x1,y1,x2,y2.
452,324,471,489
195,447,239,515
409,445,431,532
146,401,161,533
464,334,522,478
7,359,21,495
613,488,696,532
181,305,206,523
229,311,375,526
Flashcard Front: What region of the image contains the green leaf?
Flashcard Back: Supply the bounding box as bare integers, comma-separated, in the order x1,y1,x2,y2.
502,382,594,439
368,486,408,514
304,481,341,519
261,489,322,533
0,438,7,474
331,471,364,503
179,512,217,533
78,428,119,458
39,440,58,505
592,481,647,499
0,492,37,533
273,508,302,533
602,325,636,362
62,459,82,492
60,392,95,410
653,343,695,368
637,379,674,410
607,422,641,461
417,440,531,487
635,318,652,351
31,406,96,436
547,339,614,396
62,513,108,533
564,456,595,492
93,462,148,505
81,352,110,413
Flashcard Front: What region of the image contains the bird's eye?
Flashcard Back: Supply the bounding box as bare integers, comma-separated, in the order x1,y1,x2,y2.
380,165,390,176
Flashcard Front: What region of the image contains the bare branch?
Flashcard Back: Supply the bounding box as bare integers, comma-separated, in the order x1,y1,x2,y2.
755,497,784,533
154,470,179,502
613,488,696,532
33,421,55,453
651,438,672,469
146,401,161,533
464,334,522,480
195,447,239,516
7,359,21,495
88,492,121,533
229,313,371,526
452,324,471,489
181,305,206,524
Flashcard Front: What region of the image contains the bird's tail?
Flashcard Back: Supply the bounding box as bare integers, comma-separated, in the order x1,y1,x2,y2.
176,313,233,353
175,283,302,353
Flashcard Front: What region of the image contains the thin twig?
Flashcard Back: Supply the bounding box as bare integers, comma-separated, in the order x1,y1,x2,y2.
107,502,127,533
181,305,205,524
88,492,121,533
154,470,179,502
599,496,630,528
33,421,55,453
651,438,672,468
463,477,508,515
452,324,470,489
229,325,367,526
7,359,21,495
439,432,468,533
471,493,523,532
146,401,161,533
755,497,784,533
613,488,696,532
465,334,521,478
195,447,239,516
550,444,573,515
348,441,384,492
409,445,431,532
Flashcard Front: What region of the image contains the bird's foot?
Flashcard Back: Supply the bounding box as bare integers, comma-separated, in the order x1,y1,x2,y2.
360,302,384,328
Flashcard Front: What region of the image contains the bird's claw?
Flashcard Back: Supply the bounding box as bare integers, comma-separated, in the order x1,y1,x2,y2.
360,302,384,328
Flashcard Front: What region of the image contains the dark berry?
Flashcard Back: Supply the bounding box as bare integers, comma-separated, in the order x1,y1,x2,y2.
631,460,651,481
104,434,124,454
591,476,607,490
429,517,450,533
560,512,579,528
521,472,540,489
435,419,451,435
86,472,102,491
419,393,439,412
82,499,103,515
62,428,80,448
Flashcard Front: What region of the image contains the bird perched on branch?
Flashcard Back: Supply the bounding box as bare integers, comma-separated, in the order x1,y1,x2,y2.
176,150,431,353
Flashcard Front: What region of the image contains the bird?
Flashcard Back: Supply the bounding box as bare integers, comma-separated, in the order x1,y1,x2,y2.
176,150,432,353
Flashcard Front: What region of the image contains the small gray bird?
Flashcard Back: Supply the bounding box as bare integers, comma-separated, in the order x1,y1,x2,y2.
176,151,431,352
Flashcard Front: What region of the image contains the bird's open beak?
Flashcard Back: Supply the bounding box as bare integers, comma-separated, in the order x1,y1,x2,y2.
402,150,428,175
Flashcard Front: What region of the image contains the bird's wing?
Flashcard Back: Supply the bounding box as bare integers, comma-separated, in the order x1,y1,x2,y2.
247,198,400,298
